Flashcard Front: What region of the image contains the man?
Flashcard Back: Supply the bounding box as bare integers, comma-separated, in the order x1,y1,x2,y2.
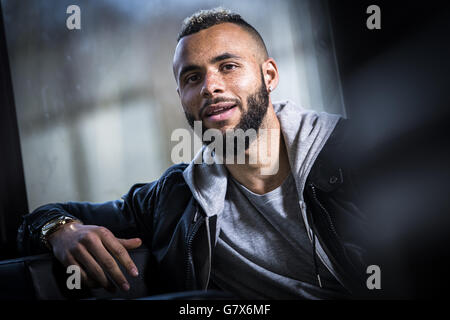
18,8,369,299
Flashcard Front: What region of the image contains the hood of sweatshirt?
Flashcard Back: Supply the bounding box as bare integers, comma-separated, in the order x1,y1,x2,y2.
182,100,340,219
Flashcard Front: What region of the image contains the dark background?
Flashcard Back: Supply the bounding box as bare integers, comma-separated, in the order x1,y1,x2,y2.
1,0,450,298
328,0,450,298
0,2,28,261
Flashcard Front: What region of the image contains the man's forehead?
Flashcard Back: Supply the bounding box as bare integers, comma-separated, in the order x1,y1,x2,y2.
173,23,257,73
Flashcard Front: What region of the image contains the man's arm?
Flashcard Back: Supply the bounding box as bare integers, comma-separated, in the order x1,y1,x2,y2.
17,181,159,291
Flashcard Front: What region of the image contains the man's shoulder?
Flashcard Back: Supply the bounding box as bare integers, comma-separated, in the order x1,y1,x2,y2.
127,163,191,205
153,163,190,194
307,118,362,191
131,163,189,195
318,118,360,165
160,163,189,180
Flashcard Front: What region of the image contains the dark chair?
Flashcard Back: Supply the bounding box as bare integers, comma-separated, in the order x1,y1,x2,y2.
0,247,152,299
0,248,233,300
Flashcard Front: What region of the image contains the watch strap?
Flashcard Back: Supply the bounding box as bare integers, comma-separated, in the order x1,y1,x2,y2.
40,216,82,249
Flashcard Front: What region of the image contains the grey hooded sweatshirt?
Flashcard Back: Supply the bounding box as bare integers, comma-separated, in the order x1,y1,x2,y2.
182,100,347,299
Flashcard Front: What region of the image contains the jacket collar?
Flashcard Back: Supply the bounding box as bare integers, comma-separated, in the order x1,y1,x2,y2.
275,101,341,197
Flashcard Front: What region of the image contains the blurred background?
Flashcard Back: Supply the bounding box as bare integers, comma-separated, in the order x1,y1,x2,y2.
1,0,344,210
1,0,450,299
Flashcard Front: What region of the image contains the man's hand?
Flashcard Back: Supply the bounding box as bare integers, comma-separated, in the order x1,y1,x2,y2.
48,222,142,292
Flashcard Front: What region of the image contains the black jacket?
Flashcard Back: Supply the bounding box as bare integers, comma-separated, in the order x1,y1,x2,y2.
17,119,370,297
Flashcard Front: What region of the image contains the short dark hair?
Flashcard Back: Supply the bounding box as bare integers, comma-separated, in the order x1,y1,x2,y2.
177,7,268,59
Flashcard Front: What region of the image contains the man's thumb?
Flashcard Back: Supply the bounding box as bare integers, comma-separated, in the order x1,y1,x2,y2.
117,237,142,249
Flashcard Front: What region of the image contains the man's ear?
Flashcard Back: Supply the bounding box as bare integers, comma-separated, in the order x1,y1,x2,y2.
176,87,180,97
262,58,279,93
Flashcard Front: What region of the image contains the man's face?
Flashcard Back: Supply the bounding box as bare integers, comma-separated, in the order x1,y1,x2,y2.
173,23,269,135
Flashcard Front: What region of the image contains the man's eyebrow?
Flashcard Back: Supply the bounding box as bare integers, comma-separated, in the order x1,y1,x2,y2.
209,52,242,64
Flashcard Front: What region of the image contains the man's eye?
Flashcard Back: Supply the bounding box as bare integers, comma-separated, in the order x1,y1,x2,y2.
222,64,237,71
186,74,199,83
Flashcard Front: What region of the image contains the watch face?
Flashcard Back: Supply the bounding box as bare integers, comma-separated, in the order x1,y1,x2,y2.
42,224,53,234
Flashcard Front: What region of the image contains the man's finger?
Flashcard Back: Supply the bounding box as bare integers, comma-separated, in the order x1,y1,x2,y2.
71,244,113,290
105,238,140,278
117,238,142,250
85,238,130,291
65,255,101,289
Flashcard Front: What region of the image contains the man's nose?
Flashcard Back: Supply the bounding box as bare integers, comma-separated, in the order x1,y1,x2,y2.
200,71,224,98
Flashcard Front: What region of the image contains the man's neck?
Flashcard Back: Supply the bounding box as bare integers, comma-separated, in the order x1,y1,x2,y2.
225,105,291,195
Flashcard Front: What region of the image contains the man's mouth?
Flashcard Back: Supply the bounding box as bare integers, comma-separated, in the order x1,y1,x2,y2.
202,102,238,122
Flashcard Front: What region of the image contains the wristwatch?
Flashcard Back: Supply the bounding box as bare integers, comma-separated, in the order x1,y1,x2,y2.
40,216,82,249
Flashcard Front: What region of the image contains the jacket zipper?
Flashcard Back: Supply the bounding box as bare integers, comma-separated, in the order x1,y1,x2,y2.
204,216,212,290
310,184,339,238
185,215,203,290
306,183,349,291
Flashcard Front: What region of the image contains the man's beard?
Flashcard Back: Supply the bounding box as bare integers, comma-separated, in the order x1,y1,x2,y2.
184,70,269,155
